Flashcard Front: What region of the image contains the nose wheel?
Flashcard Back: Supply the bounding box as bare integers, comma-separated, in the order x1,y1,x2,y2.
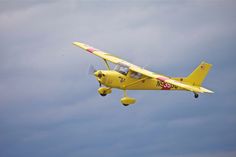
100,93,107,97
98,87,112,97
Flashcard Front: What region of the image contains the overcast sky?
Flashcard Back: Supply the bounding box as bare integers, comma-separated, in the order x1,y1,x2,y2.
0,0,236,157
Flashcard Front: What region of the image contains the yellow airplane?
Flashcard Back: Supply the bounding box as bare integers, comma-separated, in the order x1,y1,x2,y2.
73,42,213,106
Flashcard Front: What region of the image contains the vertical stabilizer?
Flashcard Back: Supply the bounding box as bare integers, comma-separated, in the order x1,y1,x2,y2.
185,62,212,86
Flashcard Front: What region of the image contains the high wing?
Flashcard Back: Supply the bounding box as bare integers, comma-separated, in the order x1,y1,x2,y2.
73,42,213,93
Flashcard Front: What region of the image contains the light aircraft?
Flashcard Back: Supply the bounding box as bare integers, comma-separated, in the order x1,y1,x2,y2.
73,42,213,106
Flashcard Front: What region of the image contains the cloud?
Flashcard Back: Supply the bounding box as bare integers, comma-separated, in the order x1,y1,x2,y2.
0,1,236,157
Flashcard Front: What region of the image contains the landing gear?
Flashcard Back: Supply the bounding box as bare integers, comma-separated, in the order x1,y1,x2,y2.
120,90,136,106
122,103,129,106
98,87,112,97
194,93,199,98
121,97,136,106
100,93,107,97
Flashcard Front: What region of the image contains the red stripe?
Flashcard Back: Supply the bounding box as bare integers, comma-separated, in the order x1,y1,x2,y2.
157,76,169,82
87,48,96,53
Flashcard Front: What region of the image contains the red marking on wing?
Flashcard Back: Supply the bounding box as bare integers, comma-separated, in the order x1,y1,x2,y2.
157,76,169,82
86,47,96,53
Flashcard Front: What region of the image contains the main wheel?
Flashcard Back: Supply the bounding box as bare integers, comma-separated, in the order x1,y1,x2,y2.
100,93,107,97
121,96,136,106
122,103,129,106
194,93,199,98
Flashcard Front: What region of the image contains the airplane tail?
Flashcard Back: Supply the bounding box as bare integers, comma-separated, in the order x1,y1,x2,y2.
185,61,212,86
173,61,213,93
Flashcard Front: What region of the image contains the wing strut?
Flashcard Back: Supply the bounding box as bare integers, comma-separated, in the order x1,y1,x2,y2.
103,59,110,70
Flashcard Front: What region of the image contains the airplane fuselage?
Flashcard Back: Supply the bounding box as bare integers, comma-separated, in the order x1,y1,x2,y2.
96,70,183,91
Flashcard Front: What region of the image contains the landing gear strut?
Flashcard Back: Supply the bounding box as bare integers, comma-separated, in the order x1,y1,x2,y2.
194,93,199,98
120,90,136,106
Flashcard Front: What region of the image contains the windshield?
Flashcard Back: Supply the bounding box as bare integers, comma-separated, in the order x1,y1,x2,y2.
114,64,129,75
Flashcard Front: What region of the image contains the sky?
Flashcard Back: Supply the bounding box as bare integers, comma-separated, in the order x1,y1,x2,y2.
0,0,236,157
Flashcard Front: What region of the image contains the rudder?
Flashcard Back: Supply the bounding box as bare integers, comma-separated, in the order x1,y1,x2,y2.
185,61,212,86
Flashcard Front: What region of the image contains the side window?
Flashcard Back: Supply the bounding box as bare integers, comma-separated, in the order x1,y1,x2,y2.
130,71,142,79
114,64,129,75
114,65,120,71
119,66,129,75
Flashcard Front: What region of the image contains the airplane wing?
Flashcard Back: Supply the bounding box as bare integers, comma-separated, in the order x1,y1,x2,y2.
73,42,124,64
73,42,213,93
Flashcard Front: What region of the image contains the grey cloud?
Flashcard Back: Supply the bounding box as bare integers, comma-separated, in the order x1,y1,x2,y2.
0,1,236,157
0,0,55,14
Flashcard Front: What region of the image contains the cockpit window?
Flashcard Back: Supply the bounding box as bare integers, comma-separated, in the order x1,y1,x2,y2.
114,64,129,75
130,71,142,79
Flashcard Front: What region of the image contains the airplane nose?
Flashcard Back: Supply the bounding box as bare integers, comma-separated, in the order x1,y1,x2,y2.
94,71,104,78
94,71,99,77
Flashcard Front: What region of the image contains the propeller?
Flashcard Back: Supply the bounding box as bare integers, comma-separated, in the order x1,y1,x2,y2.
88,64,97,75
87,64,103,87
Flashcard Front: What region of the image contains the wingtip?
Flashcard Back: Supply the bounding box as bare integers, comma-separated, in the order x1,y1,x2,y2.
72,41,79,45
200,87,214,93
73,42,84,47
